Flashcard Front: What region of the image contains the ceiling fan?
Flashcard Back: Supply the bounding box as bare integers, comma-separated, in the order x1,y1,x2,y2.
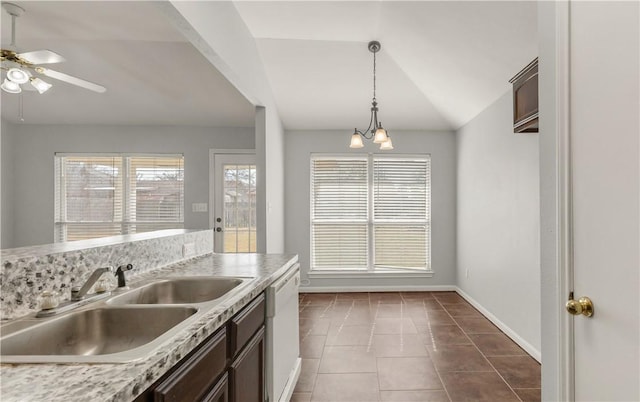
0,2,106,94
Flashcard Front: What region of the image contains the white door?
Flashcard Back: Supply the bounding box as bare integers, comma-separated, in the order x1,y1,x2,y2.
212,153,257,253
569,2,639,400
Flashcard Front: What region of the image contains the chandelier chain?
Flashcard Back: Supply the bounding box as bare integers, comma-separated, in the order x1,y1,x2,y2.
373,49,376,101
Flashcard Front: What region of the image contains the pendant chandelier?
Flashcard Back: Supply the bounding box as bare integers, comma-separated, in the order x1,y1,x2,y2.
349,41,393,150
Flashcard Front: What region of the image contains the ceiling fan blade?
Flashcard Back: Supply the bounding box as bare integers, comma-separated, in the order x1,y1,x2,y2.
35,67,106,93
17,50,66,65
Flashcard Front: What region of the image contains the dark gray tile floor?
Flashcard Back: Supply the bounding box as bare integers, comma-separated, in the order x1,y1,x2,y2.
293,292,541,402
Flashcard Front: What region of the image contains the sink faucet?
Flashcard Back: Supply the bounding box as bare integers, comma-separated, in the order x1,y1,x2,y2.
115,264,133,289
71,267,114,301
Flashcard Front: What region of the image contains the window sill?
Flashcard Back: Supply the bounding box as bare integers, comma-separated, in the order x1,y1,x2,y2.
308,269,434,279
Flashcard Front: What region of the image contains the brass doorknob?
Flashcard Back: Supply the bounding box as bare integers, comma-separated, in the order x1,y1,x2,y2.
566,296,594,317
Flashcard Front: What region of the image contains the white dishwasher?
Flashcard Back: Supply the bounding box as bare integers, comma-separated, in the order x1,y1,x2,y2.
266,263,301,402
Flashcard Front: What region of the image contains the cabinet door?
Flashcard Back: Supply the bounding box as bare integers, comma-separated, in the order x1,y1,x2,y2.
229,326,265,402
229,294,265,359
201,373,228,402
154,328,227,402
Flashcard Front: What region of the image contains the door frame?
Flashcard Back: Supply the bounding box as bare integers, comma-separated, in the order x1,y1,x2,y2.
543,1,573,400
556,1,574,399
208,149,257,245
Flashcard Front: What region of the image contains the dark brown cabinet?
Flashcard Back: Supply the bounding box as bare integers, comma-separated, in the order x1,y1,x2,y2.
134,293,265,402
201,373,229,402
153,329,227,402
229,294,265,358
509,58,538,133
229,327,265,402
229,294,265,402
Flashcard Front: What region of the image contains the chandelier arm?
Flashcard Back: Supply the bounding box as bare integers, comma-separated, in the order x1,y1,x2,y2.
366,107,376,136
356,130,373,140
363,108,377,138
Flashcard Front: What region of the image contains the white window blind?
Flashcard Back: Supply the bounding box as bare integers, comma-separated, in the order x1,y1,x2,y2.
311,158,368,269
55,154,184,242
373,158,430,269
310,155,431,272
311,159,368,220
128,156,184,233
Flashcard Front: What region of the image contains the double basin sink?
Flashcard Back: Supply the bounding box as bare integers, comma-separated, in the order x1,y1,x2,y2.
0,276,253,363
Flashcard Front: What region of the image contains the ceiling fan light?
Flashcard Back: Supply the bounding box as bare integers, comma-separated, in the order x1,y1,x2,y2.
373,125,388,143
350,132,364,148
380,136,394,150
30,77,52,94
7,68,30,84
1,78,22,94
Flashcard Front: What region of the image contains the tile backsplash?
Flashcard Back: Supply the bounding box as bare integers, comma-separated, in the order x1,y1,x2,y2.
0,229,213,320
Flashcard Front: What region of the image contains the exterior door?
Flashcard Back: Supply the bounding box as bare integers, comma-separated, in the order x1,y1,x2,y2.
213,153,257,253
568,2,639,400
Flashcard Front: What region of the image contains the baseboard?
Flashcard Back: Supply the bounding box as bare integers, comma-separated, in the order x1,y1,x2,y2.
455,287,541,363
299,285,457,293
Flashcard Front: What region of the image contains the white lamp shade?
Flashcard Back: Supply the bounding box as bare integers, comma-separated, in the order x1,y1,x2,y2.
373,126,388,143
7,68,29,84
350,133,364,148
30,78,52,94
380,136,394,150
1,78,22,94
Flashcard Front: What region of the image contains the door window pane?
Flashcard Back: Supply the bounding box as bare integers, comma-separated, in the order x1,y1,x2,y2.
223,164,256,253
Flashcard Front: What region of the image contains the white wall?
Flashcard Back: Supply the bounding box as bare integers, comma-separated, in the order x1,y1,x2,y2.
1,123,254,248
163,1,286,253
264,109,285,253
285,129,457,290
1,119,15,248
456,91,541,357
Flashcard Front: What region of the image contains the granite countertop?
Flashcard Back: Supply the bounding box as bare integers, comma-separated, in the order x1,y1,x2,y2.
0,253,299,402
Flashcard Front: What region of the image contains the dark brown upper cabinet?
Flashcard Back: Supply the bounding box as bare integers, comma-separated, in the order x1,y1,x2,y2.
509,58,538,133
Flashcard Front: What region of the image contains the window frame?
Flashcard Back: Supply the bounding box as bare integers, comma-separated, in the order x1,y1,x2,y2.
54,152,185,242
309,153,433,276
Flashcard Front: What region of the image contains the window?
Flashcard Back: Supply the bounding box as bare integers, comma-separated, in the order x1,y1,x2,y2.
55,154,184,242
310,154,431,273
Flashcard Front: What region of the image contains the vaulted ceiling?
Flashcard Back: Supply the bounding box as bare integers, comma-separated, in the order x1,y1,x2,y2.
1,1,537,131
235,1,537,130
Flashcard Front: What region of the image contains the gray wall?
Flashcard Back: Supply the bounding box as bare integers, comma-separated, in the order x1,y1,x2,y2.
165,2,286,254
1,123,254,248
285,129,457,290
456,91,541,356
1,119,15,249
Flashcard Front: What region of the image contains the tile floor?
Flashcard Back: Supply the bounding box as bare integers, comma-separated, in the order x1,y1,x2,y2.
292,292,540,402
